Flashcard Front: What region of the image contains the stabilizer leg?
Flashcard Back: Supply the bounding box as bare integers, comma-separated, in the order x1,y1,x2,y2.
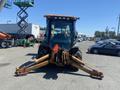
34,54,49,63
15,54,49,76
27,60,49,72
15,60,49,76
71,56,104,79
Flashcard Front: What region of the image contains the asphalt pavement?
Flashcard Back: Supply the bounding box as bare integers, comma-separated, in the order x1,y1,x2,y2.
0,41,120,90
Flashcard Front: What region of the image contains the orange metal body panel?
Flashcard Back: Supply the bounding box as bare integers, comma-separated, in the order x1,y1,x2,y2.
0,32,11,39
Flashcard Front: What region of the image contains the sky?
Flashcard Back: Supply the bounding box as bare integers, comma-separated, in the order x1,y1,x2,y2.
0,0,120,36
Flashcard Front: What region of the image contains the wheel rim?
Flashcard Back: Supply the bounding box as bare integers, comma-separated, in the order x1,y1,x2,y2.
93,49,98,54
7,42,12,48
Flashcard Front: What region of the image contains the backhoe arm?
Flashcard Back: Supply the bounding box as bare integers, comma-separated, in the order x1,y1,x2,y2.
70,55,103,79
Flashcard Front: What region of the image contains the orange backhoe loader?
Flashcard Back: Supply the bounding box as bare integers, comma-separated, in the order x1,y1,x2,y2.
15,15,104,79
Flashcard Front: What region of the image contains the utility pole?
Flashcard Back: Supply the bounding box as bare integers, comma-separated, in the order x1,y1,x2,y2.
105,26,109,39
117,15,120,36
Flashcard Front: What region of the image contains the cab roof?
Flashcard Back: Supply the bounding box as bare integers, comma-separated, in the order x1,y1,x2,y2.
44,14,79,21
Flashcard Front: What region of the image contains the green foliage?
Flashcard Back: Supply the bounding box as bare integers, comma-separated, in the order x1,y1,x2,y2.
94,30,116,39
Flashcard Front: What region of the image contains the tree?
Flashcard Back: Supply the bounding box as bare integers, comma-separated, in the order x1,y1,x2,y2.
109,31,116,38
94,31,101,37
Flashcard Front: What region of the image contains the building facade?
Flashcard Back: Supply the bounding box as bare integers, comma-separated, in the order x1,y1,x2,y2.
0,23,40,38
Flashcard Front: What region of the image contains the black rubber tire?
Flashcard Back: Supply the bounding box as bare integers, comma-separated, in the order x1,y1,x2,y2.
1,41,7,48
69,47,82,60
69,47,82,71
37,45,51,59
117,51,120,57
7,42,12,48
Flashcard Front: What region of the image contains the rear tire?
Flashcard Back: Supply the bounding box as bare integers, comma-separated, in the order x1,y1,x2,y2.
69,47,82,60
69,47,82,71
1,41,7,48
7,42,12,48
37,45,51,59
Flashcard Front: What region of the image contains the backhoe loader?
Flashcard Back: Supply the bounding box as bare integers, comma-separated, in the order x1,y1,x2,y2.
15,14,104,79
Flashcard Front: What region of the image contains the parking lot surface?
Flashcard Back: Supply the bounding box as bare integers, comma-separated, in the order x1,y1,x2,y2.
0,41,120,90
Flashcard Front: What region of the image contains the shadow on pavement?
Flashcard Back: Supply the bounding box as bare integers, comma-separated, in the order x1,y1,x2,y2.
16,60,91,80
0,63,11,67
86,52,120,57
26,53,37,56
26,53,37,59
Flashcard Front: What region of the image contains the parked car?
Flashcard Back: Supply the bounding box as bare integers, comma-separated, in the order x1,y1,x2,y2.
95,37,102,42
96,39,120,46
88,42,120,56
77,38,83,42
